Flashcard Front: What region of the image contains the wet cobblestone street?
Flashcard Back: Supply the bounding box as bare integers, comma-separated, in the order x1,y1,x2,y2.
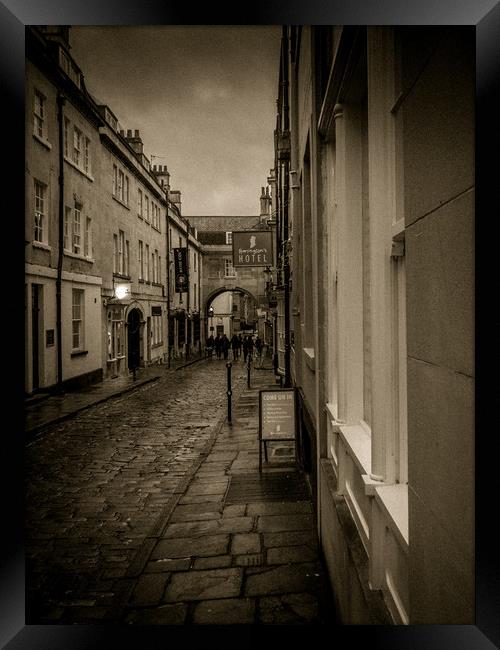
25,359,248,623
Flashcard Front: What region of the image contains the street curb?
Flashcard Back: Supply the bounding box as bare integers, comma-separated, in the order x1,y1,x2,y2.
25,376,161,439
174,356,207,370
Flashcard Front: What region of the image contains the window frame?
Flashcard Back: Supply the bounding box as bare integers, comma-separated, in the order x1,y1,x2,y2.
71,288,84,351
33,179,46,244
33,89,45,139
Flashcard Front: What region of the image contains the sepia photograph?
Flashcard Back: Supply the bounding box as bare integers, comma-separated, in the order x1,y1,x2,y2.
2,0,498,647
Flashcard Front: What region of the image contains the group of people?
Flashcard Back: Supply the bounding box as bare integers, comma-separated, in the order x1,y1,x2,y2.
205,332,264,363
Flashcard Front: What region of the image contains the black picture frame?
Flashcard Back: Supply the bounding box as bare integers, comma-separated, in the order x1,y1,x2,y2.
4,0,498,647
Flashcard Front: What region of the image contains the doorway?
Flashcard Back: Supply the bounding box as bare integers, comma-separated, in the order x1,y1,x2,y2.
127,308,142,371
31,284,43,390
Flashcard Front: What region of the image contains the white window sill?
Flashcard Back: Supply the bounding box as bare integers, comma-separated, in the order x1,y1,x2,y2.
112,195,130,210
32,241,51,251
339,423,371,475
374,483,409,550
64,250,94,263
64,155,94,182
325,402,344,431
303,347,315,372
33,133,52,150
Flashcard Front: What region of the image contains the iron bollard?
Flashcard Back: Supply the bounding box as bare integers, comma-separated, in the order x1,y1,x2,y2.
226,362,232,424
247,355,251,389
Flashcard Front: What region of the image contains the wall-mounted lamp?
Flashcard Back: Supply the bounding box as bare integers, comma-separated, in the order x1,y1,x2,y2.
104,281,132,306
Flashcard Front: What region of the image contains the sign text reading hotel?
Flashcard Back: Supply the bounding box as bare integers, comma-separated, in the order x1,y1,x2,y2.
237,248,270,264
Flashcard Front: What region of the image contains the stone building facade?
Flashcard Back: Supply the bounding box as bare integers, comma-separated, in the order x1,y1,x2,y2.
25,26,204,391
273,25,474,625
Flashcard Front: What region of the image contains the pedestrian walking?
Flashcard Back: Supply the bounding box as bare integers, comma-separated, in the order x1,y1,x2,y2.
238,334,243,360
255,335,263,366
214,334,221,359
221,333,230,360
246,334,254,363
242,335,249,362
231,333,239,361
206,334,214,359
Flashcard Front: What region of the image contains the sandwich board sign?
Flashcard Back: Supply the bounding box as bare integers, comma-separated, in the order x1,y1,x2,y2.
258,388,297,471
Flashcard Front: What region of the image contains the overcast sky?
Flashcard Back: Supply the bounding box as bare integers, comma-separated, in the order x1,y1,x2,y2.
70,26,282,216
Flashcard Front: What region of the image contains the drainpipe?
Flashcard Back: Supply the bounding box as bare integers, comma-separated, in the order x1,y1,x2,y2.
56,93,66,393
185,218,190,359
165,198,171,368
282,27,291,388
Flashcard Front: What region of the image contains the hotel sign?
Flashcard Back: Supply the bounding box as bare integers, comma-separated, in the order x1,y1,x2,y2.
232,230,273,267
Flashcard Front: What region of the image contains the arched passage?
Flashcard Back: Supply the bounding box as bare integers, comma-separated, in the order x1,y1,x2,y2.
205,286,258,339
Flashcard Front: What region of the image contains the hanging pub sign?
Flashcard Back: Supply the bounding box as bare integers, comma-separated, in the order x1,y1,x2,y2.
258,388,297,471
174,247,189,292
232,230,273,267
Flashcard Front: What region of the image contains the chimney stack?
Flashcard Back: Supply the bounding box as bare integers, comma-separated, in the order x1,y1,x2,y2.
151,163,171,195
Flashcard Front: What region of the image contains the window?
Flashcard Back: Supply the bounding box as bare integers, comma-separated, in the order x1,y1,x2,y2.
111,166,129,205
64,118,70,158
107,307,124,359
33,89,45,139
84,217,92,257
63,120,91,175
118,230,124,274
145,244,150,281
392,247,408,483
64,206,71,250
194,283,197,309
73,204,82,254
138,240,144,279
152,314,163,346
194,252,197,271
138,188,143,217
145,195,150,222
113,234,118,273
125,239,130,276
84,137,91,174
118,169,124,203
34,180,45,243
224,258,236,277
73,126,82,166
226,231,232,245
72,289,84,350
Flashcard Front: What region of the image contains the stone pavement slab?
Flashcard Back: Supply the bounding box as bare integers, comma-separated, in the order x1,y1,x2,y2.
116,368,334,625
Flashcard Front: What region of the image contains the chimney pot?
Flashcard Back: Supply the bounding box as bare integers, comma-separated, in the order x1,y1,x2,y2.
127,129,132,137
134,129,139,138
120,129,124,136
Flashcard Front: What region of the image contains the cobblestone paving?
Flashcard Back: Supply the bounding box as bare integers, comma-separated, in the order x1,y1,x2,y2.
25,359,247,623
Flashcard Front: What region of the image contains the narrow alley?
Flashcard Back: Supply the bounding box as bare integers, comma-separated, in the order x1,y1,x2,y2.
25,358,333,625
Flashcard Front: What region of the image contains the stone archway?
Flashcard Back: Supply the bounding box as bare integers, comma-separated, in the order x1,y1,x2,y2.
205,286,258,339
